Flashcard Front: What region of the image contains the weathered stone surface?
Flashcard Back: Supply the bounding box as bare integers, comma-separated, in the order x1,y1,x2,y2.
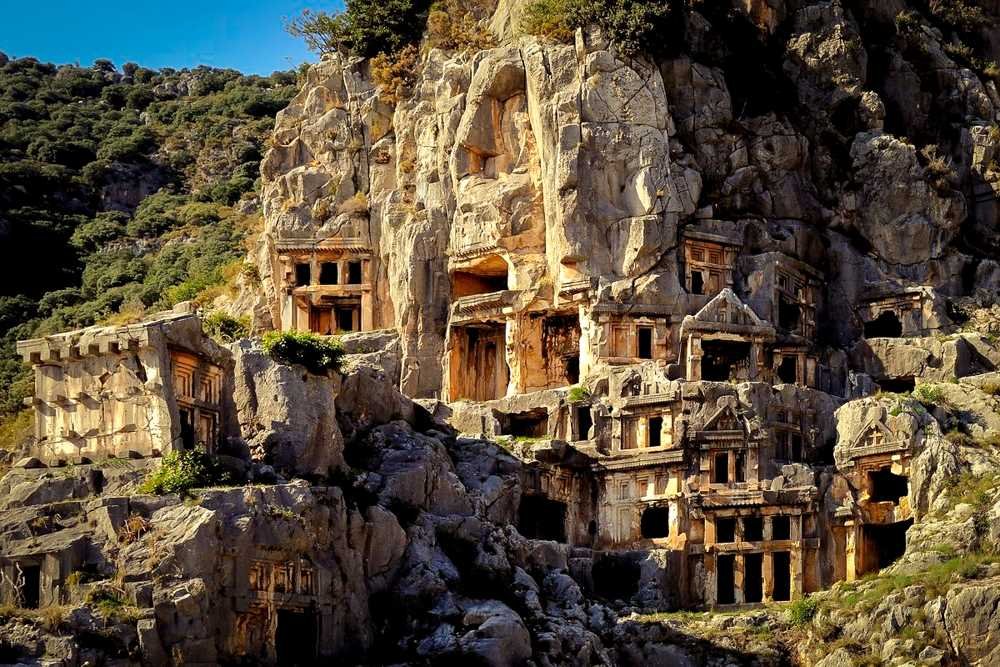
231,339,344,476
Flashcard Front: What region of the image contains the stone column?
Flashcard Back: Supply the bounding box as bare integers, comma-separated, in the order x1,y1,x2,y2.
763,551,774,602
734,553,745,605
281,291,295,331
687,335,702,380
845,520,858,581
791,546,804,599
361,289,374,331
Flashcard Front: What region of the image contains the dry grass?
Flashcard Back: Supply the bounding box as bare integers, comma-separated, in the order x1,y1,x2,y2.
120,513,151,544
371,45,419,104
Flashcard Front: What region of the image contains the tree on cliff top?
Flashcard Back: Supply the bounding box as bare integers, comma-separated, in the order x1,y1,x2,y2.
286,0,434,57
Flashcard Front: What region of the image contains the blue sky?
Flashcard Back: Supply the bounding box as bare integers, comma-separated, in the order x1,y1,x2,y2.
0,1,342,74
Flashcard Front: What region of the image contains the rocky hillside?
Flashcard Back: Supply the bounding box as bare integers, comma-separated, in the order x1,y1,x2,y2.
0,56,298,432
3,0,1000,666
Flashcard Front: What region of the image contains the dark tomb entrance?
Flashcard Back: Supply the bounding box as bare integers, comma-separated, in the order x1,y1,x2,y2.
275,609,318,666
717,554,736,604
864,311,902,338
20,564,40,609
501,409,548,438
863,519,912,571
518,496,567,542
640,506,670,539
777,356,797,384
576,406,593,441
638,327,653,359
772,551,791,601
778,296,801,332
592,554,641,602
702,340,752,381
869,468,909,504
744,553,763,603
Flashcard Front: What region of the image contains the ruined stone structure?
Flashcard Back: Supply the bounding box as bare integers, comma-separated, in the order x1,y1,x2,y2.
15,307,235,464
8,1,1000,664
226,8,1000,612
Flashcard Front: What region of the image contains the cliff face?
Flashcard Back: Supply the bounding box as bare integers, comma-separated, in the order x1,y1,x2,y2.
243,0,1000,400
6,1,1000,666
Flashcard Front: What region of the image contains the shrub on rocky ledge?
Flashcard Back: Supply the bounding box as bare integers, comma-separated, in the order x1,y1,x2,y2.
203,311,250,344
787,596,819,625
139,450,232,496
262,330,344,374
521,0,677,56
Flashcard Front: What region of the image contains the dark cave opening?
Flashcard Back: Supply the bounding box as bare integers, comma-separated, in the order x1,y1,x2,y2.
592,554,641,603
518,495,567,542
744,552,763,603
640,506,670,539
864,310,903,338
863,520,912,571
869,468,909,504
701,340,752,381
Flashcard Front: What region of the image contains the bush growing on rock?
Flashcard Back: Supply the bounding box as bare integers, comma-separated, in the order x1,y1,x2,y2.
262,330,344,374
521,0,677,56
139,450,232,496
202,311,250,343
787,596,819,625
286,1,432,57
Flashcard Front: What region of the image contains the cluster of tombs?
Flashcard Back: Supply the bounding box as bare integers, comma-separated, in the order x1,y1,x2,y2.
7,225,940,614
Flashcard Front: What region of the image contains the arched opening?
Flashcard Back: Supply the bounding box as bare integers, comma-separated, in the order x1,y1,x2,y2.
640,506,670,539
864,310,902,338
518,496,567,542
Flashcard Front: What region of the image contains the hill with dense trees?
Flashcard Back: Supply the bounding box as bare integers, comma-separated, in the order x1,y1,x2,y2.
0,56,299,438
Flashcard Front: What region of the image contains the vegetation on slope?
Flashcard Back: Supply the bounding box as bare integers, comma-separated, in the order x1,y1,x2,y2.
0,56,300,436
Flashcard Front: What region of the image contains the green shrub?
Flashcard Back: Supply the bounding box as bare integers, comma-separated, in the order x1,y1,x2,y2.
567,385,591,402
262,330,345,374
787,596,819,626
286,1,433,57
203,312,250,343
521,0,578,42
913,383,946,406
139,450,232,496
521,0,676,56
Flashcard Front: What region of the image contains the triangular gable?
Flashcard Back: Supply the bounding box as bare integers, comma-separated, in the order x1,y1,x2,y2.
693,289,767,327
851,416,895,450
702,396,747,434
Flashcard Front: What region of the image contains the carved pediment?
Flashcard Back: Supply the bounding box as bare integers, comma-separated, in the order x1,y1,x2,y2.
682,289,776,337
702,396,747,435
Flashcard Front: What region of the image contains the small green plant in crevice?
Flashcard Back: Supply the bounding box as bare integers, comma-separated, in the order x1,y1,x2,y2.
203,311,250,344
261,330,344,374
913,383,946,406
567,385,591,403
786,596,819,626
139,450,232,496
85,587,141,623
